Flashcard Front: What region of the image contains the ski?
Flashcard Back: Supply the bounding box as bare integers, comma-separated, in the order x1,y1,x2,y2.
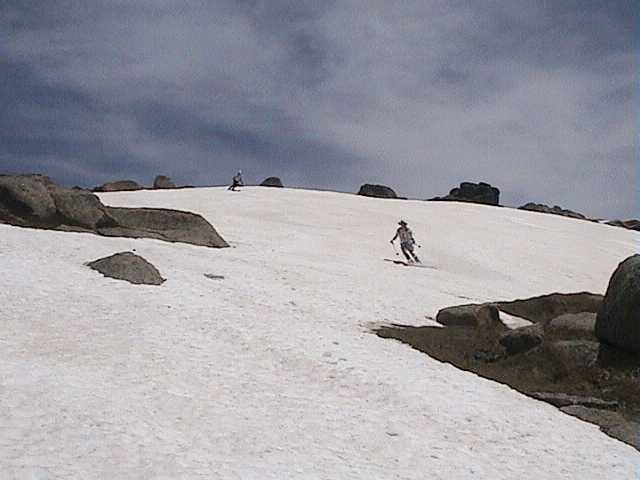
383,258,435,269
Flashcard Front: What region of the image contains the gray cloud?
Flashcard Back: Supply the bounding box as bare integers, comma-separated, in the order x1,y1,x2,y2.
1,0,636,218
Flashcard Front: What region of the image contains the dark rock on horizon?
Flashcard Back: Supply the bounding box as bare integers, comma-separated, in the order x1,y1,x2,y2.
429,182,499,206
357,184,398,199
0,174,229,248
153,175,176,189
606,219,640,231
93,180,144,192
260,177,284,188
595,255,640,353
87,252,165,285
519,203,588,220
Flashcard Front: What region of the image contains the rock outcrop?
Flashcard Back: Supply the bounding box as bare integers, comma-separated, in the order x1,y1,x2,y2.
153,175,176,189
0,174,228,248
87,252,165,285
606,219,640,231
357,184,398,199
436,304,481,327
0,175,113,229
595,255,640,353
518,203,588,220
93,180,144,192
517,206,639,230
497,292,602,324
0,174,58,226
260,177,284,188
100,207,229,248
436,292,602,327
49,187,114,229
377,287,638,450
429,182,499,206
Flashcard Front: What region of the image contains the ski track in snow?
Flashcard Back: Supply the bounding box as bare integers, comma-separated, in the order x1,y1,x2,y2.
1,187,638,479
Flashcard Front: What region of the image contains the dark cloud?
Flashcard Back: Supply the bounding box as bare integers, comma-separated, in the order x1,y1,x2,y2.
129,100,367,189
0,1,636,217
0,59,99,130
0,59,127,185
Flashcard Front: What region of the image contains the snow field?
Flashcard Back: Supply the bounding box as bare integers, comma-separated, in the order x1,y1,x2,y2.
1,186,638,479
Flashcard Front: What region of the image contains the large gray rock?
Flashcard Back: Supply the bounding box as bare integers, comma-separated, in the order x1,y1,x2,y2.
260,177,284,188
518,203,588,220
499,323,544,355
0,175,57,225
94,180,143,192
430,182,499,206
153,175,176,189
436,304,481,327
436,303,503,331
102,207,229,248
595,255,640,353
357,184,398,199
0,175,113,230
0,174,229,249
87,252,165,285
49,187,114,229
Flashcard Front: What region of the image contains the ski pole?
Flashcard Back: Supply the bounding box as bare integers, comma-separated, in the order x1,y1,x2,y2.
391,240,399,256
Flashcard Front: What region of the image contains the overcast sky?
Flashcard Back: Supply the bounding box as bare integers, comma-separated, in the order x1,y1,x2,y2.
1,1,636,218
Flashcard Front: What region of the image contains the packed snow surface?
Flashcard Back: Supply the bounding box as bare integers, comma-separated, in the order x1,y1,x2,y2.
1,187,638,479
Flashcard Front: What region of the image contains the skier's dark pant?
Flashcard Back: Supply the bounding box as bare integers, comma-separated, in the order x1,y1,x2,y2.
401,242,419,262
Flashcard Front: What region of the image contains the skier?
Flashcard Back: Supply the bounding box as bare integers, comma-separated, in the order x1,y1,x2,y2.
390,220,420,263
228,170,244,191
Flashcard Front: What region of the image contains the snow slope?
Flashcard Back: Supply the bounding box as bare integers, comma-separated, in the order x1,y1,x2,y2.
1,186,638,479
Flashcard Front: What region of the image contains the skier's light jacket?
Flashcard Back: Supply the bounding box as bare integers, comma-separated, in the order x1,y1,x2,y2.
393,227,414,246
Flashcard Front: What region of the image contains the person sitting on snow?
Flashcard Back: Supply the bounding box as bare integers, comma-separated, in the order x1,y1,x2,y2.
390,220,420,263
228,170,244,191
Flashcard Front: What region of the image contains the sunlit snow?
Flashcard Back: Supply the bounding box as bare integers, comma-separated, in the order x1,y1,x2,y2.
1,187,638,479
